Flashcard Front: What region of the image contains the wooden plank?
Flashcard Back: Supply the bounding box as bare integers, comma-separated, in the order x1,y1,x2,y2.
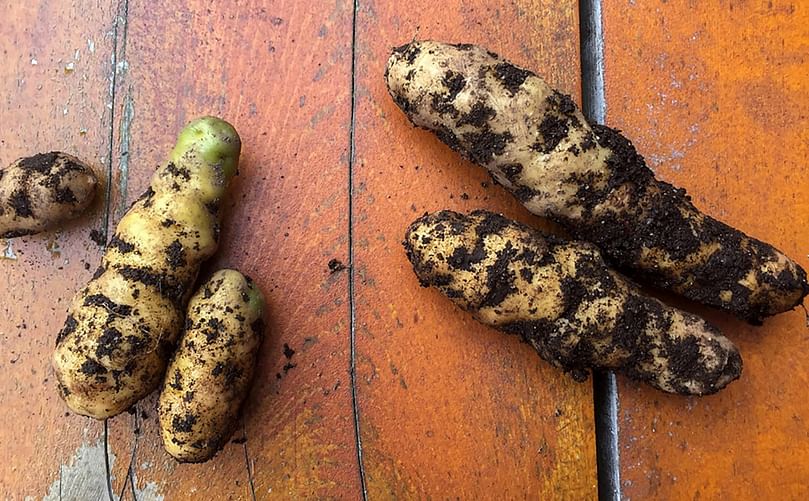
0,1,120,498
602,1,809,499
353,1,597,498
100,1,359,499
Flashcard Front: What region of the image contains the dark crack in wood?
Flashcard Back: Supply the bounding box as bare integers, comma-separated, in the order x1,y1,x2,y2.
103,420,115,501
348,1,368,499
117,405,140,501
241,420,257,501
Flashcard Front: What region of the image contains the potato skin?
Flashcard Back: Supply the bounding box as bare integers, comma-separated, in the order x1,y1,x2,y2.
387,40,808,323
158,270,264,463
404,210,741,395
0,152,97,238
52,117,241,419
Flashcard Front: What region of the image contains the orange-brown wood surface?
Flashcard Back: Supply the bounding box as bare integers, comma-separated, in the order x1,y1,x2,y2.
352,1,597,499
6,0,808,500
1,0,361,499
602,1,809,499
102,0,360,499
103,1,360,499
1,0,599,498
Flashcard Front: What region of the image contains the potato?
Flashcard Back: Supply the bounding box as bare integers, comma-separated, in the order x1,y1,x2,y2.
0,152,97,238
158,269,264,463
386,40,808,323
52,117,241,419
404,210,742,395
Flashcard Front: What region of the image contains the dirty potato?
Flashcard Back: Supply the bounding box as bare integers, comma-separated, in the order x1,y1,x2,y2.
53,117,241,419
387,40,808,323
159,269,264,463
404,210,742,395
0,152,97,238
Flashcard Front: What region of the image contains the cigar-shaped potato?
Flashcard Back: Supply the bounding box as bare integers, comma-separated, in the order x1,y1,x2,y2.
387,40,808,323
53,117,241,419
159,270,264,463
404,210,741,395
0,152,97,238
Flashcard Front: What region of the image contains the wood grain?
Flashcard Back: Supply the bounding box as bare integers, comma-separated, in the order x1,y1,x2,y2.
101,1,360,499
352,1,597,498
0,1,118,498
602,1,809,499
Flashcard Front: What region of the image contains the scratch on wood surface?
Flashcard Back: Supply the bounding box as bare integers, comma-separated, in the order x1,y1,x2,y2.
117,408,141,501
242,420,257,501
102,0,130,242
116,88,135,219
104,420,115,501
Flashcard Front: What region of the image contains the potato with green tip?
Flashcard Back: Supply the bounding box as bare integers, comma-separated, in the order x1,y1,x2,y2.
404,210,742,396
386,40,808,323
52,116,241,419
159,269,264,463
0,152,97,238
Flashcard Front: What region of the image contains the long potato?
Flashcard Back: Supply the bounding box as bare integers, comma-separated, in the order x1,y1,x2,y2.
386,40,808,323
0,152,97,238
159,270,264,463
53,117,241,419
404,210,741,395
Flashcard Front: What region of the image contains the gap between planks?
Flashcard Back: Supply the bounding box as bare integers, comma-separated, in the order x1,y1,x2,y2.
348,0,369,499
102,1,140,499
579,0,622,499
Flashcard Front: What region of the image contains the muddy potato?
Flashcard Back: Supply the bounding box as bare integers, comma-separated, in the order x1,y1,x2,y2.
159,269,264,463
0,152,97,238
387,40,808,323
404,210,742,395
52,117,241,419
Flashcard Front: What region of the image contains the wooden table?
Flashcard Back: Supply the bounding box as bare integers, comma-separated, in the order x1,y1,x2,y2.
0,1,806,499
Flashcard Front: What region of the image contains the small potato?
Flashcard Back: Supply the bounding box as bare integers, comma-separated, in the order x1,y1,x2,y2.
158,269,265,463
0,152,97,238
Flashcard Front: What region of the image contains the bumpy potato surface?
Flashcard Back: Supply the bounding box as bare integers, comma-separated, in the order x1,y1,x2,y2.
53,117,241,418
387,40,808,323
159,269,264,463
0,152,97,238
405,210,742,395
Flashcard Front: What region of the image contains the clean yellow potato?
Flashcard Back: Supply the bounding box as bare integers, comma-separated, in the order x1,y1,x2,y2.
387,40,808,323
52,117,241,419
405,210,741,396
0,152,97,238
159,269,264,463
